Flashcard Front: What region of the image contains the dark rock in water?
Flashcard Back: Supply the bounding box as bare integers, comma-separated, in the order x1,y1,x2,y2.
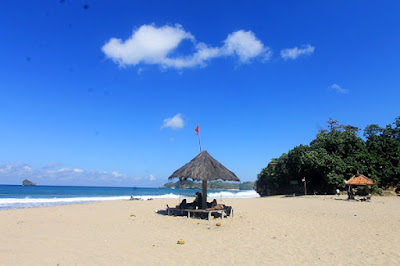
22,179,36,186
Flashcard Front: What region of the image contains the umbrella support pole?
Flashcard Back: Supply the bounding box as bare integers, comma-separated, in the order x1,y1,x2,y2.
202,180,207,209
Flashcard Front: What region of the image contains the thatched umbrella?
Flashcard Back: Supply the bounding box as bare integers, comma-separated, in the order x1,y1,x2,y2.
169,150,240,209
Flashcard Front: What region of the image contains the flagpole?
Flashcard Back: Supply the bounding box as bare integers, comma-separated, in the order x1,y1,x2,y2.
196,123,202,152
198,133,202,153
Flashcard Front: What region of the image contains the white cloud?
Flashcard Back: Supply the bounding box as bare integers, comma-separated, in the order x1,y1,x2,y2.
0,164,33,175
112,171,121,177
0,165,10,173
102,24,194,66
46,167,69,174
23,166,32,172
280,44,315,60
223,30,271,62
162,113,184,130
149,174,156,181
102,24,270,69
0,164,129,186
330,83,349,94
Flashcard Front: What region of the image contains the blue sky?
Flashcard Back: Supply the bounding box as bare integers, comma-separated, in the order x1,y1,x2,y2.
0,0,399,187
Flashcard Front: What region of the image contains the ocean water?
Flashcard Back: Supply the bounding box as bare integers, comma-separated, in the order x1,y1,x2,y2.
0,185,259,210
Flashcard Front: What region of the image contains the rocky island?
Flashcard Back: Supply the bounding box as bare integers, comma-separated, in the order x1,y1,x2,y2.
22,179,36,186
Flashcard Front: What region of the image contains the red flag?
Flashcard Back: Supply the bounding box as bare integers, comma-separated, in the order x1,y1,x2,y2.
195,124,199,134
302,177,306,182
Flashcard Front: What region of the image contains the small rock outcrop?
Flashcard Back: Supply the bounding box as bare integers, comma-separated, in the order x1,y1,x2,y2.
22,179,36,186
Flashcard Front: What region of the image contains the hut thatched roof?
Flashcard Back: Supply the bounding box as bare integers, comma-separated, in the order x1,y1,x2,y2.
169,150,240,182
345,173,376,186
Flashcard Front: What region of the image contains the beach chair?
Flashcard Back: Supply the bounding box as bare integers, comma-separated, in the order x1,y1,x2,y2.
166,204,233,220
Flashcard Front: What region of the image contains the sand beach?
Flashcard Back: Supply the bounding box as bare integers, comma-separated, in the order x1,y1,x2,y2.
1,195,399,265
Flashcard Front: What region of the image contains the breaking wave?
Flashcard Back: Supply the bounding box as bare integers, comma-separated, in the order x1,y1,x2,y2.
0,190,259,210
208,190,259,199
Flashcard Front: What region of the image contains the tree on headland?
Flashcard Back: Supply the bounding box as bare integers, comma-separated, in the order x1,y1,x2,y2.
327,118,339,131
255,117,400,196
161,180,255,190
239,181,255,190
363,118,400,188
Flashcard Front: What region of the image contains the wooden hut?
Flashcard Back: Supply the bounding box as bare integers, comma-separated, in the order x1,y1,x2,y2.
345,173,376,200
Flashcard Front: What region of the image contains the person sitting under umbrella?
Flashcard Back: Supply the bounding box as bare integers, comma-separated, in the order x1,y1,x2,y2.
175,192,217,209
176,192,202,209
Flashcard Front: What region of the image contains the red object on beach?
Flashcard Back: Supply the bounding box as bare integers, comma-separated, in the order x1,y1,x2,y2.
195,124,200,134
345,173,376,186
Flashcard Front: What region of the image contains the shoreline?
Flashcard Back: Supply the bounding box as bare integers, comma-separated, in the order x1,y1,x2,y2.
1,192,398,210
0,186,259,211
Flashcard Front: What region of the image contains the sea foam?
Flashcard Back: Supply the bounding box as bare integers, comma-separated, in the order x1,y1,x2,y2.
208,190,260,199
0,190,259,210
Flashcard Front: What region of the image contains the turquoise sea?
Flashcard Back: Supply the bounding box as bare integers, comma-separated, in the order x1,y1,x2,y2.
0,185,259,210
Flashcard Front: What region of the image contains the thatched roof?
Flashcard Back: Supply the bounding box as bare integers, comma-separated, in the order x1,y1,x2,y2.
169,150,240,182
345,173,376,186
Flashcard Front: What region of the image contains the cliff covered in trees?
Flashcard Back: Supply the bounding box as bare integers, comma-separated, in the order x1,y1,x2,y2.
161,180,255,190
255,117,400,196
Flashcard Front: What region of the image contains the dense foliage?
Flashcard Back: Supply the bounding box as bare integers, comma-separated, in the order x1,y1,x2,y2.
255,117,400,196
239,181,256,190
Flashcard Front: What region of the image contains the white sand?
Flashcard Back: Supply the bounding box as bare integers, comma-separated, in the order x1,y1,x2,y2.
1,196,399,265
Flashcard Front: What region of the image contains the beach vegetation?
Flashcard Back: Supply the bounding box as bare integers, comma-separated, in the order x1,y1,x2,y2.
161,180,255,190
239,181,255,190
255,116,400,195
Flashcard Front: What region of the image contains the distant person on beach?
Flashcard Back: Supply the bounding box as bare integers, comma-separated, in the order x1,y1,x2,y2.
336,189,340,196
347,186,352,199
